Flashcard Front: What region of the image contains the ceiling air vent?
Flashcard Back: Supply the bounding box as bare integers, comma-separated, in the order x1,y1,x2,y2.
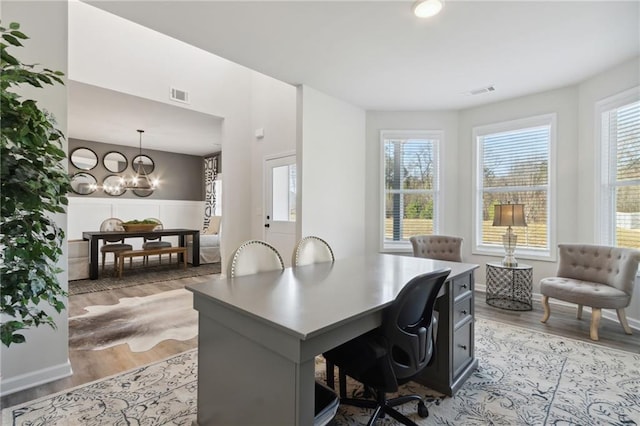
170,87,189,104
468,85,495,96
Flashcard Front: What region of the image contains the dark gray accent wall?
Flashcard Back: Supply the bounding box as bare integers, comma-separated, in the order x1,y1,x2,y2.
68,138,204,201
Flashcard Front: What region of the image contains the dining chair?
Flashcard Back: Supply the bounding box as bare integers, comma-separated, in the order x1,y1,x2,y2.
228,240,285,277
409,235,463,262
323,268,451,425
142,218,172,265
291,236,340,394
292,236,335,266
228,239,338,424
99,218,133,275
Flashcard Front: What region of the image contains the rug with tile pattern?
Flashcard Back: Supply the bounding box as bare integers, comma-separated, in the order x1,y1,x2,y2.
3,319,639,425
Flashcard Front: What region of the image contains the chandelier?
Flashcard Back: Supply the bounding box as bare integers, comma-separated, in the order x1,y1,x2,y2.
120,129,159,190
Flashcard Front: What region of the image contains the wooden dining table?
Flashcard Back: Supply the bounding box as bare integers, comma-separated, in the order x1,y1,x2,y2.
82,228,200,280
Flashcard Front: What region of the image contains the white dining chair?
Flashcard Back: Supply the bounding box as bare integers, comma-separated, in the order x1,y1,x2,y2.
292,236,335,267
228,240,284,278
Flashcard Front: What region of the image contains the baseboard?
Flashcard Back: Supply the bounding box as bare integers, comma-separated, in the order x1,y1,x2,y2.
0,360,72,397
474,284,640,331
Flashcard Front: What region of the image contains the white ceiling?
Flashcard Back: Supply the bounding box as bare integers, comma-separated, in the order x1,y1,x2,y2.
68,81,223,155
76,0,639,153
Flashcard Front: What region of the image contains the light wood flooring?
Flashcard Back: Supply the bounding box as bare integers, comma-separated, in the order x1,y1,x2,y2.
2,276,639,410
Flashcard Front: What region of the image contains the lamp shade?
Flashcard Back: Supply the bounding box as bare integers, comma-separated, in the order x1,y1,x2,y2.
493,204,527,227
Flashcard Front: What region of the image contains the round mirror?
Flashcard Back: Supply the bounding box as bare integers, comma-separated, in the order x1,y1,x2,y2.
131,155,154,174
70,148,98,170
103,151,128,173
102,175,126,196
133,188,153,198
70,172,97,195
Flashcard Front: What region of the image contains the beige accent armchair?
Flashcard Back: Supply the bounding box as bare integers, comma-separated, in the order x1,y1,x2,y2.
409,235,463,262
540,244,640,341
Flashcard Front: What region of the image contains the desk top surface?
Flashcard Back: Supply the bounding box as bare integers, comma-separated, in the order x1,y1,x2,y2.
187,254,478,340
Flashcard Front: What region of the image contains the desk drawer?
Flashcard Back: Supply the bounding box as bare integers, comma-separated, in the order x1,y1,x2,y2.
453,321,472,376
453,297,472,329
452,274,472,300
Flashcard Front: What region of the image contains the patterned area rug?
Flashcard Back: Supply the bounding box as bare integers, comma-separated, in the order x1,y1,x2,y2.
68,262,221,295
3,320,640,425
69,289,198,352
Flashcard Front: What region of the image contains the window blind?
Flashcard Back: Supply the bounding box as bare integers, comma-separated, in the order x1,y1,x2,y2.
478,125,550,251
603,100,640,249
382,133,440,248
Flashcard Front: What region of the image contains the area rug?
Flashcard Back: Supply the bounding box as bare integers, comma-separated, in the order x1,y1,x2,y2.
68,262,221,295
3,320,640,425
69,289,198,352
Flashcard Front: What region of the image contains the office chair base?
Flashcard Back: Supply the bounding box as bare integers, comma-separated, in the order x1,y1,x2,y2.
340,392,428,426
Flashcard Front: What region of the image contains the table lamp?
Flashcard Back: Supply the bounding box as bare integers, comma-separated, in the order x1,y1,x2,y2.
492,203,527,267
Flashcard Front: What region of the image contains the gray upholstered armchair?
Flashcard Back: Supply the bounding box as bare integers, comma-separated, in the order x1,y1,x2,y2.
540,244,640,341
409,235,463,262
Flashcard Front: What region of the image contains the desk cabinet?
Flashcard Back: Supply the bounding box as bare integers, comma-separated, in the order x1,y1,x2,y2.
415,271,478,396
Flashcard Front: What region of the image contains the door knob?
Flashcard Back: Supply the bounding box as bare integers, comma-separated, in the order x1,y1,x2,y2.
264,224,270,228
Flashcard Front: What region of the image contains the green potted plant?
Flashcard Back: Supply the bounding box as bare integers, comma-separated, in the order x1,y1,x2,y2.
0,21,71,346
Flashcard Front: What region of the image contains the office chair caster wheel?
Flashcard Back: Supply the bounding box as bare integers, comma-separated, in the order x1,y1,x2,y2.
417,401,429,418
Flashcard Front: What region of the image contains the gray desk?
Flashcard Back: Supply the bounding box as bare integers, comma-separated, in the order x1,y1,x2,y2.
187,254,478,425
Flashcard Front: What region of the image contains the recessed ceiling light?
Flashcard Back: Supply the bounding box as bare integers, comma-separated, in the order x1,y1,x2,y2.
413,0,443,18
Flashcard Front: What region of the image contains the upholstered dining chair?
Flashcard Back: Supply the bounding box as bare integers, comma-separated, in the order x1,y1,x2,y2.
290,236,339,393
540,244,640,341
142,218,172,265
99,218,133,274
228,240,285,278
323,268,451,425
227,239,338,424
409,235,463,262
292,236,335,267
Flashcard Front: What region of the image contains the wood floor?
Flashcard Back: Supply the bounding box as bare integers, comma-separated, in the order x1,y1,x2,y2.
2,276,639,410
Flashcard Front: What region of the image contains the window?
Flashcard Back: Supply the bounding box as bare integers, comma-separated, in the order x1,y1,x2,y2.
597,88,640,249
473,115,555,259
381,130,441,251
272,164,296,222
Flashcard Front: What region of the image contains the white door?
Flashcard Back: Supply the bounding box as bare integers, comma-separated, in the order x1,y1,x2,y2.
265,155,296,265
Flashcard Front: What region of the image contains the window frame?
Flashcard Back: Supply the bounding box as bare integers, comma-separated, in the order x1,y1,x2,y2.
472,114,557,262
379,130,443,252
595,86,640,247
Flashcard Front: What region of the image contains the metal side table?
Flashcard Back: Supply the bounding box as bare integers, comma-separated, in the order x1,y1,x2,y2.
486,262,533,311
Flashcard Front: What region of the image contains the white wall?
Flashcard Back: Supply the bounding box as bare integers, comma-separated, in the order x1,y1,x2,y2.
364,58,640,329
67,198,203,251
576,57,640,322
1,0,72,396
365,111,460,254
298,86,366,258
249,72,297,240
69,1,254,272
458,86,580,292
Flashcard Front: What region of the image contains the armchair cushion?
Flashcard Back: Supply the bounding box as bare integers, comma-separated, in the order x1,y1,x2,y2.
540,277,630,309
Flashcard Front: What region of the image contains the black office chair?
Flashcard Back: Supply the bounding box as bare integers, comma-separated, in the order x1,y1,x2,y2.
323,268,450,425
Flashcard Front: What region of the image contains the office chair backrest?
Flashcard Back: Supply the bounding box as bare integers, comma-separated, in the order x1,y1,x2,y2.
382,268,450,381
409,235,463,262
292,236,335,266
100,218,126,243
229,240,285,278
